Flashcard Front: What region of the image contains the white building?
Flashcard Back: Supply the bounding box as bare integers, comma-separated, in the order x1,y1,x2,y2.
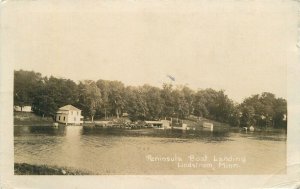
55,105,83,125
203,122,214,131
14,105,32,112
145,120,171,129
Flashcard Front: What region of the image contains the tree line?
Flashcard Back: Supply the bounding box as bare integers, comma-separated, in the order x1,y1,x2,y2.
14,70,287,129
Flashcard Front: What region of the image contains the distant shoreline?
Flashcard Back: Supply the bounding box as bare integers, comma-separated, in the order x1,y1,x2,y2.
13,112,287,133
13,124,287,135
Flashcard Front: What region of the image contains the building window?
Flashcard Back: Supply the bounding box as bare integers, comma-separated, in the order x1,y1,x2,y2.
71,111,73,115
59,116,60,120
64,117,66,121
77,111,79,116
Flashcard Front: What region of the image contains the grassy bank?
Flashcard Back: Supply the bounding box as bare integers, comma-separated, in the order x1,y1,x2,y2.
14,163,92,175
14,112,53,126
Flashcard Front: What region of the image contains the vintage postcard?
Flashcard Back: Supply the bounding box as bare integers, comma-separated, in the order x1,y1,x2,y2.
0,0,299,188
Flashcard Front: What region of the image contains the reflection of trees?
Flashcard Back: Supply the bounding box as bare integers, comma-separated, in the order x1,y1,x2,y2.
81,127,231,142
28,126,66,136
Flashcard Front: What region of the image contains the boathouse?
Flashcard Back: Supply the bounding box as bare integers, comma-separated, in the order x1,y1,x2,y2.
55,105,83,125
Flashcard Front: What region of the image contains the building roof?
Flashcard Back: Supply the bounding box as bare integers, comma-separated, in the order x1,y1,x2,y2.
58,105,81,111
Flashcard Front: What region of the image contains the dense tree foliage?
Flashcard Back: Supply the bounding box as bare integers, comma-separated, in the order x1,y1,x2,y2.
14,70,43,109
240,93,287,128
77,80,101,122
14,70,287,129
32,76,78,118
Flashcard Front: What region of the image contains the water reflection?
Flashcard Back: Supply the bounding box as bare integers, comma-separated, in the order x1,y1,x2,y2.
81,127,232,142
240,132,287,141
14,126,286,142
14,126,287,174
14,125,67,136
65,126,83,140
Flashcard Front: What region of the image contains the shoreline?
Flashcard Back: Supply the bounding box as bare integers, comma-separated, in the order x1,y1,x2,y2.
13,124,287,133
13,113,287,133
14,163,92,175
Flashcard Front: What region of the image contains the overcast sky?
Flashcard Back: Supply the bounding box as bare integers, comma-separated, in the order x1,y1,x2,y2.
3,0,297,102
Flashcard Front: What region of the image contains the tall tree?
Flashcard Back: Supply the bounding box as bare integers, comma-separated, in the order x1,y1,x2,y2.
161,83,175,118
273,98,287,129
172,88,189,119
181,86,195,116
77,80,102,122
228,104,241,127
14,70,43,110
32,76,79,119
193,90,208,118
96,80,111,119
240,92,286,128
141,85,163,120
107,81,125,118
240,105,255,127
124,86,148,121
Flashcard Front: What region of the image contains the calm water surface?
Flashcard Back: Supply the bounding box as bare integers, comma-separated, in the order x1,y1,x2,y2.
14,126,286,174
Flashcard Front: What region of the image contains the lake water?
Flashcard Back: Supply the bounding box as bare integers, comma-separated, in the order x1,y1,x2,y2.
14,126,286,174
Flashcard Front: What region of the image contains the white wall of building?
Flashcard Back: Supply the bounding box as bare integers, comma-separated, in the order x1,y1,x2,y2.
67,110,83,125
56,113,68,124
14,106,32,112
56,110,83,125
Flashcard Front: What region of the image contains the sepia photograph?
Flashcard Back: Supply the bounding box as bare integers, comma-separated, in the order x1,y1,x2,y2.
1,0,299,188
